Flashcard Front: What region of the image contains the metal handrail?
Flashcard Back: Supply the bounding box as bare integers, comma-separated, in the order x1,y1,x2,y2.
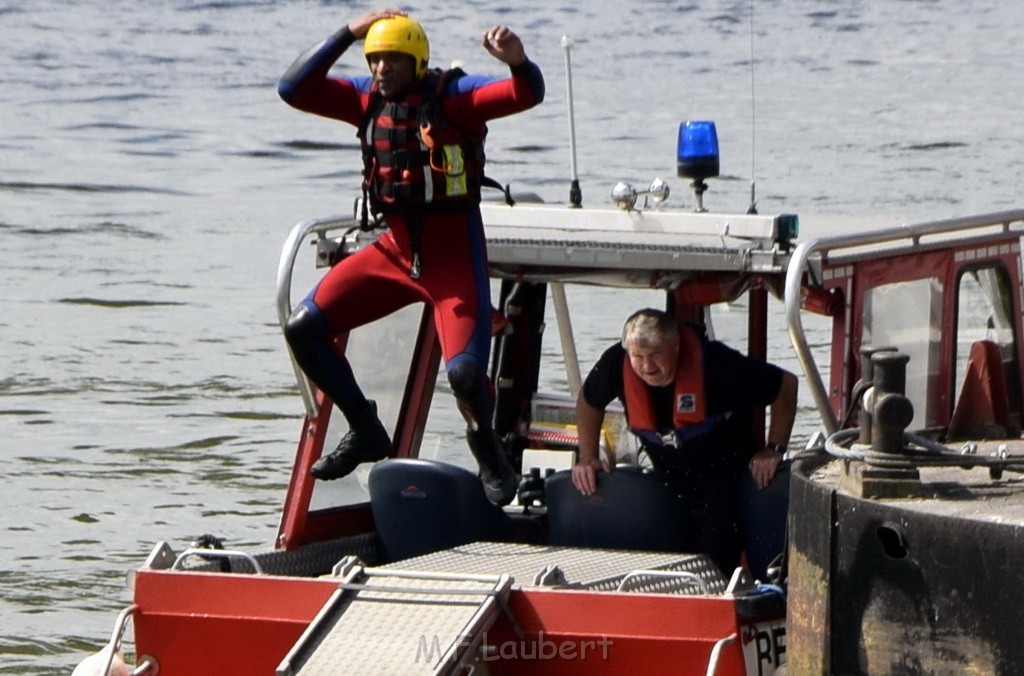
615,569,710,595
171,548,265,575
784,209,1024,437
705,633,737,676
276,215,362,417
96,605,158,675
131,657,158,675
99,605,137,676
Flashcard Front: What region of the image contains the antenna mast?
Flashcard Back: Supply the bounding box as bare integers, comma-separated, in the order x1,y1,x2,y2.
747,0,758,215
561,35,582,208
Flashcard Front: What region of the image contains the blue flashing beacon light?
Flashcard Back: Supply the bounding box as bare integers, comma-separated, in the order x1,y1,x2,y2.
677,120,719,212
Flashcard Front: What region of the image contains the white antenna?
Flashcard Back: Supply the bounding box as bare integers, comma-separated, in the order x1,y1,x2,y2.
747,0,758,214
561,35,582,207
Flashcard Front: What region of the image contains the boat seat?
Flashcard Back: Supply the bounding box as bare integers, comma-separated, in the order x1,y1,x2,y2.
948,339,1012,440
544,468,689,552
368,458,540,562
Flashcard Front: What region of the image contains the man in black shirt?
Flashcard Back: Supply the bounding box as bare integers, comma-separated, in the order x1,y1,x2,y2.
570,308,797,574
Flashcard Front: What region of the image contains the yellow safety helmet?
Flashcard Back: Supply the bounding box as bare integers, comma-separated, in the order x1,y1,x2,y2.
363,16,430,79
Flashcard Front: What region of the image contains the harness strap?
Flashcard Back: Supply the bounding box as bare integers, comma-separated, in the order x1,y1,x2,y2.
406,212,423,279
482,176,515,207
372,126,420,145
377,183,417,202
376,148,430,169
378,101,418,119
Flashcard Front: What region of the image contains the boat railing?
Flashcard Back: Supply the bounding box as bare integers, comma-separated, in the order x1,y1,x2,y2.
94,604,159,675
171,548,265,575
784,209,1024,435
615,569,710,594
277,214,366,418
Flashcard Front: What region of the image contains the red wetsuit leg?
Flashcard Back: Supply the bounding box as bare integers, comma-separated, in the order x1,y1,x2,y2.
311,235,427,334
413,210,492,368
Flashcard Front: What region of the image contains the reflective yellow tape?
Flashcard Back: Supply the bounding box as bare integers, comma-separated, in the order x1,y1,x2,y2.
443,145,467,196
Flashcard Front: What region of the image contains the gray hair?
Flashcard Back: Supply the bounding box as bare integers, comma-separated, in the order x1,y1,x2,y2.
621,308,679,348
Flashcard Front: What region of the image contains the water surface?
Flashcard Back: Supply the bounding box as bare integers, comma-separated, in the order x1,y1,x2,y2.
3,1,1023,671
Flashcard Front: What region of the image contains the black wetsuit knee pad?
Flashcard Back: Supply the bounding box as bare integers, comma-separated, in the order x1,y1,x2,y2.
283,304,322,349
447,360,485,402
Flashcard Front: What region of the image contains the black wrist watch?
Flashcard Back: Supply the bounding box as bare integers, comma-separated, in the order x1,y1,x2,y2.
765,441,788,455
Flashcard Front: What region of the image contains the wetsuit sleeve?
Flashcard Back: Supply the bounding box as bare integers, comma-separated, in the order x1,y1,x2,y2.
441,59,545,130
277,26,367,126
507,59,546,108
581,343,626,411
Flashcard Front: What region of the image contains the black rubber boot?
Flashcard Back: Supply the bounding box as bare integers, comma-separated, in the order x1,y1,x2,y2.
311,400,392,480
466,428,519,506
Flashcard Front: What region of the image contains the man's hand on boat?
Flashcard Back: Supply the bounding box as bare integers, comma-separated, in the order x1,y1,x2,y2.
748,447,783,489
571,456,611,496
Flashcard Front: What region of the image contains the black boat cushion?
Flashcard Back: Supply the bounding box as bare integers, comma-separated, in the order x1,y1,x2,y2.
544,467,689,552
369,458,516,561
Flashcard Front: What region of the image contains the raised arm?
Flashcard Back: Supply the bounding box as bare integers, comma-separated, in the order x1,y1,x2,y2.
481,25,527,66
277,10,412,123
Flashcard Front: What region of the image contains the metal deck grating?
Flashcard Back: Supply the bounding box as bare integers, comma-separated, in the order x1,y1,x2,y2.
387,541,728,595
279,544,728,675
279,569,512,676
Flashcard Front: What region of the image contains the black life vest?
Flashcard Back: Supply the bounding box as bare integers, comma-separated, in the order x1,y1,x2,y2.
357,68,511,216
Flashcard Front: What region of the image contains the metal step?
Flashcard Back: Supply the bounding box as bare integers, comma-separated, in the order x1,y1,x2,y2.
277,565,514,676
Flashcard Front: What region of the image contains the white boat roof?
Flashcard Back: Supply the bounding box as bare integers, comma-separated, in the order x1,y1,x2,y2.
480,203,793,281
480,204,1024,284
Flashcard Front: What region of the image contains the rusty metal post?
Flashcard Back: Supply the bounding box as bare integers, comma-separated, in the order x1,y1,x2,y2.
858,345,897,444
871,351,913,454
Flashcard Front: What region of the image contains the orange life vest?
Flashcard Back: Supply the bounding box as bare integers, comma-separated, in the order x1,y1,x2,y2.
622,324,725,447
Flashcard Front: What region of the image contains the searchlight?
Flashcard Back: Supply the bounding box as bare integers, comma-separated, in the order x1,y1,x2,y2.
611,177,670,211
677,120,719,212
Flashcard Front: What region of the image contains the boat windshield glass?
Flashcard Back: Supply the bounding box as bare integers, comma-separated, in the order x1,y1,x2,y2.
308,303,422,511
953,265,1021,425
861,278,943,427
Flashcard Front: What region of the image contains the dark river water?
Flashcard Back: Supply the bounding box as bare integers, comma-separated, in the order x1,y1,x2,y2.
2,0,1022,672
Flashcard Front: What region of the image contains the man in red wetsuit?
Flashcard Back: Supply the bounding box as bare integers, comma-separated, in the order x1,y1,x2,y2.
278,8,544,505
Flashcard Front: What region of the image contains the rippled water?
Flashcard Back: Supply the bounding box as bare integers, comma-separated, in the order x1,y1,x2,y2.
3,0,1023,672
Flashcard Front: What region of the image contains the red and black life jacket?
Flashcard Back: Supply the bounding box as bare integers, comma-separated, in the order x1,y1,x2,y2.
357,68,511,215
622,323,727,448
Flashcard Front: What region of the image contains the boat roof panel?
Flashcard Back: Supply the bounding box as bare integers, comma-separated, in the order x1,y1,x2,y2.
480,204,788,279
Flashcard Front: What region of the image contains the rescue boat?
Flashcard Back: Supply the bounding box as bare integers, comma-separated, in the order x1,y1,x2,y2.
79,121,1024,674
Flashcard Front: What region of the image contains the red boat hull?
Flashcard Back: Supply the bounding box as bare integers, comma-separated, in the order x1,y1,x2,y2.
132,568,781,675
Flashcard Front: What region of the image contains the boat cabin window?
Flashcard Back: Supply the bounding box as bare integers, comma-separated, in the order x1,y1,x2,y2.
861,278,942,427
956,266,1015,372
953,265,1021,430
